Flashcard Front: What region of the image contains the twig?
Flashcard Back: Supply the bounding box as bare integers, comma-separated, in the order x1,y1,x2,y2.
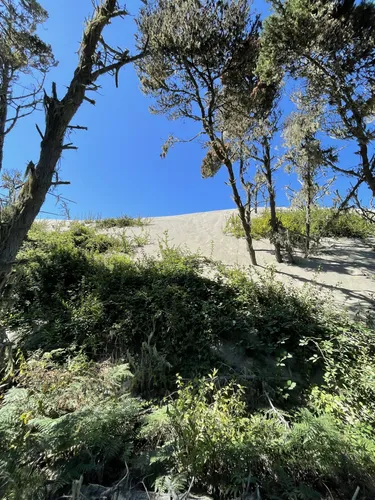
35,124,44,140
180,476,195,499
352,486,360,500
67,125,88,131
265,391,290,428
141,481,151,500
83,95,96,105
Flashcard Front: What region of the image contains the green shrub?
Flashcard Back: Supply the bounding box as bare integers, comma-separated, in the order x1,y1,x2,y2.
29,221,129,254
4,236,227,376
144,373,375,499
224,208,375,242
307,319,375,428
3,226,375,497
5,230,374,409
94,215,148,229
0,351,142,499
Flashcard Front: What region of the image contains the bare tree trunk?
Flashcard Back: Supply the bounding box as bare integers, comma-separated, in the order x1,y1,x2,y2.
305,165,312,257
226,160,257,265
305,198,311,257
0,68,10,173
0,0,146,295
254,186,258,214
262,139,282,263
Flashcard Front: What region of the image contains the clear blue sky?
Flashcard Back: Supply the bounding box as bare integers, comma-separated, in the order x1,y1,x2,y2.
3,0,366,218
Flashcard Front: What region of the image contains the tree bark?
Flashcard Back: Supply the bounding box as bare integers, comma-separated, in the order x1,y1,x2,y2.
0,68,10,173
0,0,145,294
358,141,375,197
226,160,257,265
304,164,312,257
262,139,282,263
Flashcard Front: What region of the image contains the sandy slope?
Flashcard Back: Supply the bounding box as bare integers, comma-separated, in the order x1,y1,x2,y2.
112,209,375,315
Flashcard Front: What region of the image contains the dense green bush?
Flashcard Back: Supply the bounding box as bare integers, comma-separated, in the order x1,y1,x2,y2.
0,351,142,499
29,221,133,254
2,224,375,498
142,373,375,499
3,225,352,404
4,226,375,406
5,234,230,376
224,208,375,243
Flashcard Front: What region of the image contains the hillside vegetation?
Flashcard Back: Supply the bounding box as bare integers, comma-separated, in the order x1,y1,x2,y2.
224,208,375,246
0,0,375,498
0,221,375,499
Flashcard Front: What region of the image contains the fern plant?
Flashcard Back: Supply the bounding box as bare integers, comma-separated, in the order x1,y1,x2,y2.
0,352,143,499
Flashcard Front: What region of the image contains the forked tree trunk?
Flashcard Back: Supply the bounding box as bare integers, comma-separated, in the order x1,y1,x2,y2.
0,0,145,295
262,139,282,263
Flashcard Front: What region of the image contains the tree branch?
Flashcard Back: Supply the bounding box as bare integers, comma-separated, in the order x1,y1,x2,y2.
90,49,148,86
35,124,44,140
83,95,96,105
67,125,88,131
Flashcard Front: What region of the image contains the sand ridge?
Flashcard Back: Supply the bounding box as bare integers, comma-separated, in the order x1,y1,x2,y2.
113,209,375,315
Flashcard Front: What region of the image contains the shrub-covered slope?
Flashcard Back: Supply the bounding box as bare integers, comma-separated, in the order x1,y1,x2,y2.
0,222,375,499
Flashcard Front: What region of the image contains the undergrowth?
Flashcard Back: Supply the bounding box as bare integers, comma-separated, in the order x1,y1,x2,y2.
141,373,375,499
92,214,149,229
224,208,375,244
1,223,375,498
0,351,142,499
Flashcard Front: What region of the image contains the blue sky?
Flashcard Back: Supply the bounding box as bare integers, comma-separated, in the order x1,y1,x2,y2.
3,0,367,218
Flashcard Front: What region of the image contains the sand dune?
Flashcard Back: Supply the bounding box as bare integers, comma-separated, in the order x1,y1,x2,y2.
113,209,375,315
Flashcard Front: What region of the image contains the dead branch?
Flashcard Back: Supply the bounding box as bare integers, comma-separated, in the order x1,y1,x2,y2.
35,124,44,140
83,95,96,105
90,41,149,87
353,191,375,224
67,125,88,131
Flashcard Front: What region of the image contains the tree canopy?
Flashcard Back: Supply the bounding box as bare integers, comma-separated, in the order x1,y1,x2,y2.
258,0,375,196
0,0,55,171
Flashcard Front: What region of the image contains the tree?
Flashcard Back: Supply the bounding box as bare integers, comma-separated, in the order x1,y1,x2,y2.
0,0,148,294
249,108,283,262
137,0,277,265
0,0,56,173
258,0,375,199
283,94,337,256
